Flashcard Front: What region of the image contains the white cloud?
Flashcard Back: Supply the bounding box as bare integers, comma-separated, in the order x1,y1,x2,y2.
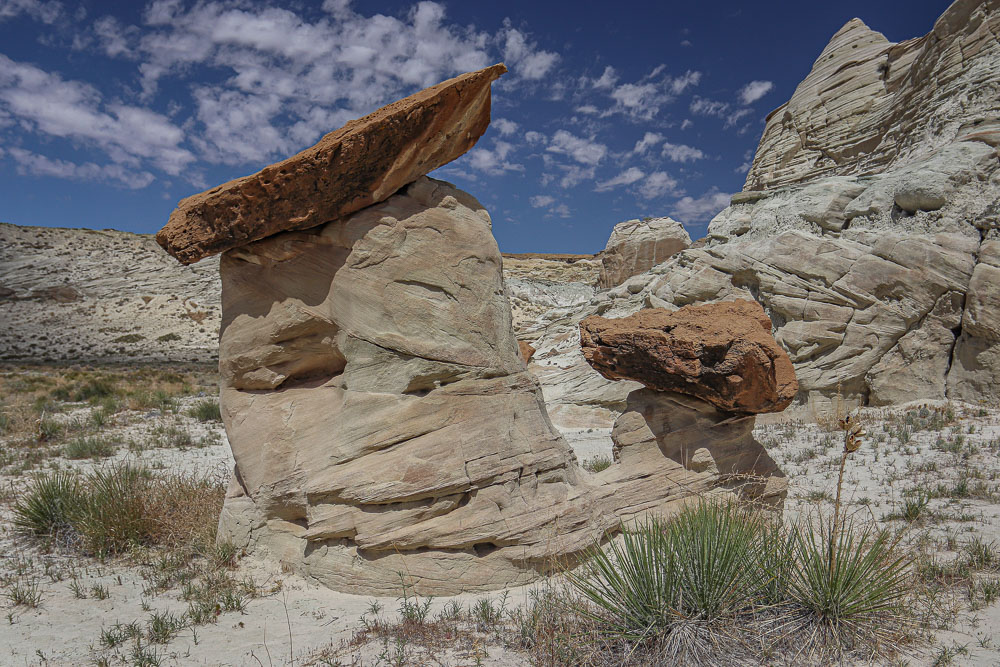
595,167,645,192
524,130,546,145
529,193,569,218
670,70,701,94
690,96,728,117
0,0,62,23
680,119,693,130
592,65,617,90
661,141,705,163
638,171,679,199
501,23,559,80
546,130,606,166
464,139,523,175
93,15,135,57
575,105,599,114
738,80,774,105
120,1,565,167
0,54,194,175
551,203,571,217
671,188,732,221
493,118,518,136
632,132,663,155
8,147,155,189
557,164,595,188
690,96,754,129
598,67,702,121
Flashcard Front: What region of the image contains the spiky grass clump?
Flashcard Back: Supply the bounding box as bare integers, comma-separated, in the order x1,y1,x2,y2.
568,515,678,641
788,516,911,655
12,470,83,537
12,463,225,558
566,500,916,664
186,399,221,422
62,435,117,460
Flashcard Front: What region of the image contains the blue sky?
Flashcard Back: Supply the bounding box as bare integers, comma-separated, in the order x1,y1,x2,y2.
0,0,950,254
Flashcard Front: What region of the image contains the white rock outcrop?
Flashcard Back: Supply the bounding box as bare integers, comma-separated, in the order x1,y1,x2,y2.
597,217,690,288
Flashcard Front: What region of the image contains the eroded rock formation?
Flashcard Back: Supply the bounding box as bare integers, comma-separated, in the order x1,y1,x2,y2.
213,178,787,594
524,0,1000,423
597,217,690,288
151,67,790,596
580,301,791,510
746,0,1000,191
216,177,609,594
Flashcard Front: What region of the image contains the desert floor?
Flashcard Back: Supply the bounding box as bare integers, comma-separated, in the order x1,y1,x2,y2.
2,365,999,666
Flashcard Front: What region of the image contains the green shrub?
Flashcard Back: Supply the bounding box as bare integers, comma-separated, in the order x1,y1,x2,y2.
62,436,117,460
568,515,678,641
156,333,182,343
13,464,225,558
77,463,155,556
789,517,911,645
74,377,118,402
187,399,221,422
666,501,778,620
12,471,84,537
582,455,612,473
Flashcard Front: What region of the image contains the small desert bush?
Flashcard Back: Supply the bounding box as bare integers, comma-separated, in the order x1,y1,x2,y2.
788,516,911,652
186,398,221,422
62,435,118,460
582,455,613,473
12,463,225,558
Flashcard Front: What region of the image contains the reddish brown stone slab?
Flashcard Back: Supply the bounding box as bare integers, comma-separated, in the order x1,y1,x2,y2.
518,340,536,363
157,64,507,264
580,300,798,414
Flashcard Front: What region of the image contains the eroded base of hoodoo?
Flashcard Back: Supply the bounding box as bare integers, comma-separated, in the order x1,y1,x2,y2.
213,178,789,596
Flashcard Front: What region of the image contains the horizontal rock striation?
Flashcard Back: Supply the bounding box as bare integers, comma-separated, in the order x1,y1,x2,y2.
157,64,506,264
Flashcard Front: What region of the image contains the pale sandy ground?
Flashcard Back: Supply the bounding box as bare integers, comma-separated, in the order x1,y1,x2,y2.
2,395,1000,665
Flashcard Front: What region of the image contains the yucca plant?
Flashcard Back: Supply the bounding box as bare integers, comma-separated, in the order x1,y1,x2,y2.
566,516,679,641
76,462,154,556
789,516,911,647
666,501,773,620
12,470,83,537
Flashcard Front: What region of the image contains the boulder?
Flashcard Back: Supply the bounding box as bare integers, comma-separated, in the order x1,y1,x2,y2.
157,64,507,264
579,301,798,414
597,217,690,288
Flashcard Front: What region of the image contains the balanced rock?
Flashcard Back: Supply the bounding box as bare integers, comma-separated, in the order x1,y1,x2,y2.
579,301,798,414
598,217,690,288
215,177,612,595
157,64,506,264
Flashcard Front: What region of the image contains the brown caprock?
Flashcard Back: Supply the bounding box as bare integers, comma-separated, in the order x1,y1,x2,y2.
156,63,507,264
